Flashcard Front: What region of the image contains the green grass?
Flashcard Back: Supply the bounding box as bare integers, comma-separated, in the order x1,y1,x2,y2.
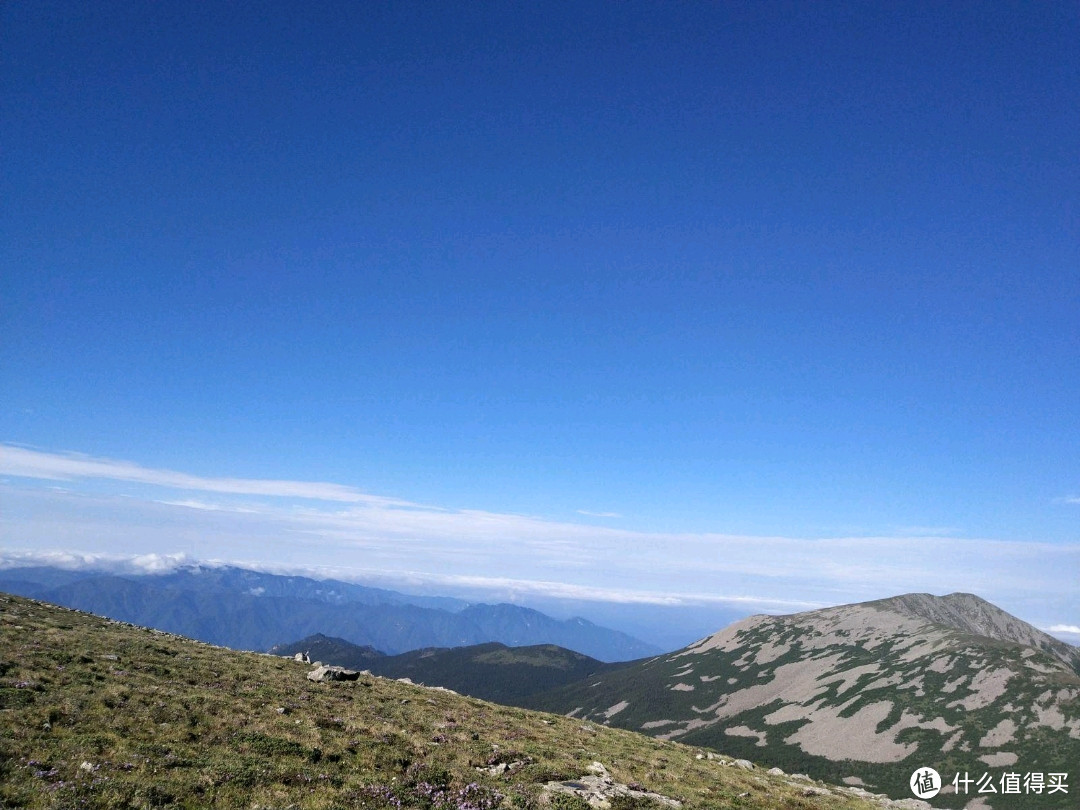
0,594,885,809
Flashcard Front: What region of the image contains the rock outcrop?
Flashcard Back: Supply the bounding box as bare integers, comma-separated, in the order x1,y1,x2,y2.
542,761,682,809
306,664,361,682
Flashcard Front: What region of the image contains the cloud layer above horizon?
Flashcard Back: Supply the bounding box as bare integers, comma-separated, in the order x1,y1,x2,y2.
1,444,1077,639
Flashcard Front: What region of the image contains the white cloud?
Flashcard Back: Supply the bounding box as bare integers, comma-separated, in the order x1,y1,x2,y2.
1,444,1078,631
320,568,824,612
1046,624,1080,634
0,548,199,575
576,510,623,518
155,499,261,514
0,444,411,505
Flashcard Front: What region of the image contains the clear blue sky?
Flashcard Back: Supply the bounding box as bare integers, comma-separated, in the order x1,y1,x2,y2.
1,2,1077,638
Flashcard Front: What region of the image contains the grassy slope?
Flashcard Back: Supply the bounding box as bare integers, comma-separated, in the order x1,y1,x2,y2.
0,593,886,810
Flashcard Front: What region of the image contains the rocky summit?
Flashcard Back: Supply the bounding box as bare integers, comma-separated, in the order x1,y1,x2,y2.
526,593,1080,810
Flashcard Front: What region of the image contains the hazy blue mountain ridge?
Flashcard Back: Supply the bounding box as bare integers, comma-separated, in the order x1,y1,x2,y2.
0,565,659,661
150,565,469,612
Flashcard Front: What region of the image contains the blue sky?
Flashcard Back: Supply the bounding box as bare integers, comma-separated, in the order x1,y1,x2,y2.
1,2,1078,642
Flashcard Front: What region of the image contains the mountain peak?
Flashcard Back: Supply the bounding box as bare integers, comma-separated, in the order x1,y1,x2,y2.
688,592,1079,674
871,591,1079,671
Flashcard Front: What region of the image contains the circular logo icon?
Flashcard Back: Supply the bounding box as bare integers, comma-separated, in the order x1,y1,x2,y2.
910,767,941,799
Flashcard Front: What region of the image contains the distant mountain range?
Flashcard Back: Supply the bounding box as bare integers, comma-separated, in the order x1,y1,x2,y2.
0,564,660,661
521,592,1080,809
269,633,630,704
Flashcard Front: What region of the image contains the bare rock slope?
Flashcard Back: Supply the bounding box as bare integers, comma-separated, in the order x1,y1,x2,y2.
878,593,1080,673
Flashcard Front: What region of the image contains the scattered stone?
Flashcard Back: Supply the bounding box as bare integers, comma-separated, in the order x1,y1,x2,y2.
733,759,755,770
276,707,288,715
767,766,785,776
542,761,682,809
306,665,361,683
476,761,530,776
101,654,119,661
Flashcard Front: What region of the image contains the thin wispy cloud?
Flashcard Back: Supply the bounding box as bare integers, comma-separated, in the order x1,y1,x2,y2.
1047,624,1080,635
576,510,623,519
0,444,413,506
1,444,1077,635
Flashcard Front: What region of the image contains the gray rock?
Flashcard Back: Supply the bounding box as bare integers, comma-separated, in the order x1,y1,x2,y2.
733,759,755,770
767,766,785,776
543,761,682,809
306,665,360,682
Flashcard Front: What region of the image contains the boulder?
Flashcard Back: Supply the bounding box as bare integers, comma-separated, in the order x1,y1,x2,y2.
306,665,361,682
